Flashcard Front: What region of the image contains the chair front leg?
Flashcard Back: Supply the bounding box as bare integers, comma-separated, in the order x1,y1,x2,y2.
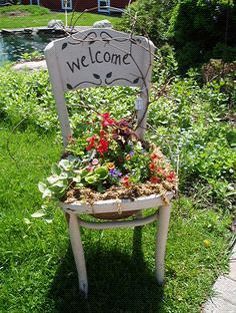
68,213,88,297
155,204,171,285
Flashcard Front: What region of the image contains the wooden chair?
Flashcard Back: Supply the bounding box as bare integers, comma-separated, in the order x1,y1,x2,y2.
45,28,174,297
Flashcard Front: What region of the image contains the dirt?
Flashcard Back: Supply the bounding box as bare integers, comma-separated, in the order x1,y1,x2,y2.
64,181,177,205
3,11,30,17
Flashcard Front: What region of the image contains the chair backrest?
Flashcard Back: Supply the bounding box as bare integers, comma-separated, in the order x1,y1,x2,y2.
45,28,155,147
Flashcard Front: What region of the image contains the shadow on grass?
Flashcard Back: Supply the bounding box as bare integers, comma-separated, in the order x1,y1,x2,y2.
44,227,164,313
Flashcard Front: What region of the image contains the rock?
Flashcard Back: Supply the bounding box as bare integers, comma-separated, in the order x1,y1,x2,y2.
12,60,47,71
48,19,64,29
93,19,112,28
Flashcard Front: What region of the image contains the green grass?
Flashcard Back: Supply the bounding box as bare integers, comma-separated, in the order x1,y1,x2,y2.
0,5,120,29
0,124,232,312
0,4,50,15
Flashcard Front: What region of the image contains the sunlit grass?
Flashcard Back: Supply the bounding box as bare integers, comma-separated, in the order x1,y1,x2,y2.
0,124,232,312
0,11,119,29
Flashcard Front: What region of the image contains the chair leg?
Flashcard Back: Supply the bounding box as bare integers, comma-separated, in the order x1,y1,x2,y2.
68,214,88,297
155,204,171,286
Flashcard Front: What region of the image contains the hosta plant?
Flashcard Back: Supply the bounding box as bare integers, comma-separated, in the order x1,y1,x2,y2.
39,113,177,205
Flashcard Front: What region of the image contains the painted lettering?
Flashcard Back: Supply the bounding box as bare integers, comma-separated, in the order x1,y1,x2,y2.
89,47,96,64
81,55,89,67
95,51,103,63
111,53,121,65
104,52,111,63
66,58,81,73
66,48,132,73
123,54,131,65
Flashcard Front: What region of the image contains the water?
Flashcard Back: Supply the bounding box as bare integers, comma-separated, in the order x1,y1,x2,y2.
0,32,65,65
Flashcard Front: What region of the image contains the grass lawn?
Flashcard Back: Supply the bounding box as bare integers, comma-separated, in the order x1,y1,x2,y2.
0,5,120,29
0,124,232,312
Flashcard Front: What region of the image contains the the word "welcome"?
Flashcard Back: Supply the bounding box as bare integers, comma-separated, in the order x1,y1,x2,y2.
66,47,131,73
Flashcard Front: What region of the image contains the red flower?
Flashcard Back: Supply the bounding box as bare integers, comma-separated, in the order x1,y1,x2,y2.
97,137,109,155
149,162,156,171
150,176,161,184
101,113,116,128
150,153,160,161
86,135,97,151
156,167,166,176
100,129,106,137
166,171,176,182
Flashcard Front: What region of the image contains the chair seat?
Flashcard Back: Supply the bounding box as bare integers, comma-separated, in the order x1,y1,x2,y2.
61,191,175,215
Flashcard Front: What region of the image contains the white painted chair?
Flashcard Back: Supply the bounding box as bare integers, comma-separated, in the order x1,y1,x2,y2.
45,29,174,297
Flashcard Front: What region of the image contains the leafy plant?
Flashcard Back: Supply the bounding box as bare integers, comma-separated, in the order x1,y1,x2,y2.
39,113,177,203
168,0,236,70
20,51,44,62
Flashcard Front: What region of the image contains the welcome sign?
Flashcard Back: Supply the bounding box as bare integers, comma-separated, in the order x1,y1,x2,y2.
45,29,155,91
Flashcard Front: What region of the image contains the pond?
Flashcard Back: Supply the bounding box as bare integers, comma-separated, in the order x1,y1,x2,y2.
0,32,65,66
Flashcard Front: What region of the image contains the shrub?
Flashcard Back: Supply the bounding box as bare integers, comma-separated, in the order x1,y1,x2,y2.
169,0,236,70
117,0,177,45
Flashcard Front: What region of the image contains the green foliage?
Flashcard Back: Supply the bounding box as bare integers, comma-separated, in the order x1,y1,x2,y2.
39,113,176,203
20,51,44,62
0,4,50,15
152,43,178,84
168,0,236,70
117,0,177,45
0,66,57,130
0,65,234,213
118,0,236,71
148,72,235,212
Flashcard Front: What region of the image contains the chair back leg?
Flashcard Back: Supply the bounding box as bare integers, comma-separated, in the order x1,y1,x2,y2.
155,204,171,285
69,214,88,297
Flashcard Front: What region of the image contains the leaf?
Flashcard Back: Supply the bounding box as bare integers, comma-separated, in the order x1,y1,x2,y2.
23,218,31,225
52,180,65,188
81,169,89,178
95,167,108,180
67,83,73,90
93,73,100,79
38,182,47,193
42,188,52,199
51,164,61,175
62,42,68,50
73,175,81,183
58,159,71,171
47,175,60,185
106,72,112,78
85,174,99,185
31,210,46,218
133,77,139,84
44,219,53,224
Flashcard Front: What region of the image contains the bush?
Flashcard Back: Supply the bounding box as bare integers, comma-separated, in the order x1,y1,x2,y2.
169,0,236,70
117,0,177,45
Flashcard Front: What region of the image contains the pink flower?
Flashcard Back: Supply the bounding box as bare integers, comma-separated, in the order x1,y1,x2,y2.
92,159,99,165
120,175,131,188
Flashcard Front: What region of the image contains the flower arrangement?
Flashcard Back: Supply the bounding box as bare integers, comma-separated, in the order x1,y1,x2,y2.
39,113,177,205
